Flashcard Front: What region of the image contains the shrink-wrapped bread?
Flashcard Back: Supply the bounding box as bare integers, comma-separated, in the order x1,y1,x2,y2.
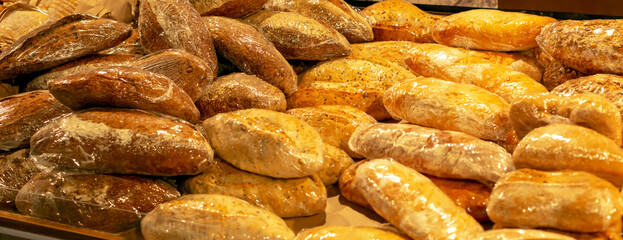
182,157,327,218
542,61,586,90
475,229,576,240
432,9,556,51
317,143,354,185
100,29,146,55
15,171,180,232
141,194,295,240
551,74,623,116
427,176,491,222
360,0,441,43
347,41,419,70
294,226,408,240
338,160,371,208
0,149,39,209
487,169,623,233
200,109,325,179
30,109,214,176
460,49,543,81
0,3,48,52
190,0,266,18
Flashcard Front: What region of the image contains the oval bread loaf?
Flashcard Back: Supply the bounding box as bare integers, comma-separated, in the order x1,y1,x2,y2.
551,74,623,116
0,149,39,209
316,143,354,185
347,41,420,70
338,160,371,209
360,0,441,43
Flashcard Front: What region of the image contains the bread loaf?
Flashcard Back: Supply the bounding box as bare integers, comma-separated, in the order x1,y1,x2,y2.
347,41,420,70
0,14,132,81
99,29,146,55
294,226,408,240
514,124,623,187
487,169,623,233
338,160,371,209
245,11,351,61
182,157,327,218
427,176,491,222
431,9,556,51
475,229,575,240
360,0,441,43
460,49,543,81
30,109,213,176
0,3,48,52
15,171,180,232
551,74,623,116
0,149,39,209
542,61,586,90
317,143,354,185
141,194,295,240
0,90,72,151
200,109,325,179
0,83,18,98
203,16,297,96
190,0,267,18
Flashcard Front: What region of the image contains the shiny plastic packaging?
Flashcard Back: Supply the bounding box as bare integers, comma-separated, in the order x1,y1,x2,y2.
551,74,623,115
513,124,623,187
294,226,408,240
15,171,180,232
405,43,548,103
537,19,623,75
355,159,484,239
475,229,575,240
510,93,622,144
245,10,351,61
140,194,295,240
432,9,556,51
138,0,218,73
25,54,139,91
200,109,325,179
203,16,297,96
487,169,623,233
47,66,200,123
347,41,420,71
349,123,513,184
190,0,266,18
460,49,543,81
135,49,215,102
0,90,72,151
30,108,214,176
100,29,147,55
317,143,354,185
384,77,512,141
264,0,373,43
181,157,327,218
286,105,377,158
0,14,132,81
0,3,48,52
288,58,417,120
427,176,491,222
542,61,585,90
195,73,286,121
0,149,39,209
338,160,371,208
360,0,441,43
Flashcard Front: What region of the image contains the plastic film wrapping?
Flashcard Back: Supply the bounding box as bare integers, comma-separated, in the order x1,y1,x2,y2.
426,176,491,222
203,16,297,96
29,0,79,20
30,108,214,176
245,10,351,61
347,41,420,71
195,72,286,121
0,14,132,81
0,3,48,52
190,0,266,18
0,149,39,209
360,0,441,43
317,143,354,186
338,160,371,209
199,108,325,179
513,124,623,187
487,169,623,233
294,226,408,240
551,74,623,116
475,229,576,240
0,90,72,151
354,159,484,239
460,49,543,82
431,9,556,51
181,157,327,218
140,194,295,240
100,29,147,55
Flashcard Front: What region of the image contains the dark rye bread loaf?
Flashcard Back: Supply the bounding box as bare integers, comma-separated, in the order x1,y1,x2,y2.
139,0,218,73
15,172,180,232
0,149,39,209
47,66,200,123
0,14,132,81
0,90,72,151
203,16,297,96
30,109,214,176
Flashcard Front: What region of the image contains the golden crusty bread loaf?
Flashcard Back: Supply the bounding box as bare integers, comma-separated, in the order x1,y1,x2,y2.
487,169,623,233
360,0,441,43
426,176,491,222
294,226,408,240
460,49,543,81
384,77,512,141
338,160,371,209
0,149,39,209
510,93,622,145
190,0,267,18
431,9,556,51
355,159,484,239
551,74,623,116
475,229,577,240
347,41,419,70
317,143,354,185
405,43,548,103
514,124,623,187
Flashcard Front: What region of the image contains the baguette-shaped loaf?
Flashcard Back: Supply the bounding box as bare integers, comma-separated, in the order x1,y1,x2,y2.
510,93,622,144
487,169,623,233
384,77,511,141
514,124,623,187
182,157,326,218
16,172,180,232
551,74,623,116
536,19,623,75
294,226,408,240
0,14,132,81
405,43,548,103
30,109,213,176
47,66,200,123
475,229,576,240
203,16,297,96
195,73,286,121
317,143,354,185
0,90,72,151
427,176,491,222
0,149,39,209
141,194,295,240
286,105,377,158
360,0,441,43
245,11,351,61
349,123,513,184
355,159,484,239
200,109,325,178
190,0,267,18
431,9,556,51
347,41,420,70
264,0,373,43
